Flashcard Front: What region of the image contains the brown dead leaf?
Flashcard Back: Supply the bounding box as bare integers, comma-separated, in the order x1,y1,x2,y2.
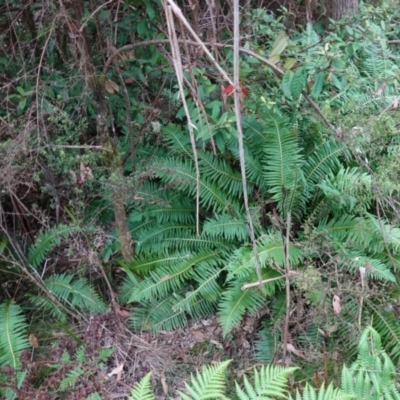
107,363,124,379
105,79,119,94
161,371,168,395
159,275,170,282
29,333,39,348
374,82,387,95
359,266,366,288
116,305,130,319
332,294,341,315
191,330,204,340
285,343,308,360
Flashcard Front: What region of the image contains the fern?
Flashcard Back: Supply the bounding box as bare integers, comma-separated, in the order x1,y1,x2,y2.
29,273,107,322
0,301,30,369
237,365,298,400
178,360,231,400
27,224,79,269
289,383,354,400
263,110,305,219
341,326,400,400
369,301,400,364
58,367,84,391
128,371,154,400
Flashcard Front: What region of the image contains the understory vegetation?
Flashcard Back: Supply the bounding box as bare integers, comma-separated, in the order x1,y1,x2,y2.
1,0,400,398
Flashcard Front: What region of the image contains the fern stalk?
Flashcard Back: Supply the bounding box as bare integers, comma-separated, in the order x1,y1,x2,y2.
233,0,263,286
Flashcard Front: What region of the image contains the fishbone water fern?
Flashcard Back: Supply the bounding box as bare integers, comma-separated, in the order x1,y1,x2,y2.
127,327,399,400
0,301,29,369
120,104,399,343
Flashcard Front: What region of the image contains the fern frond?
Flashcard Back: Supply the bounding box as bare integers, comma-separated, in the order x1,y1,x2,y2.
263,110,305,218
236,364,298,400
156,157,242,214
219,276,273,337
368,301,400,364
289,383,354,400
178,360,231,400
30,273,107,317
0,301,29,369
128,371,154,400
59,367,84,391
203,214,250,242
28,224,79,269
341,326,400,400
128,248,221,302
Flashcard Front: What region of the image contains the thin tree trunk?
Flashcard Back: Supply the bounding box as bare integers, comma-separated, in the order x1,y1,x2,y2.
327,0,358,20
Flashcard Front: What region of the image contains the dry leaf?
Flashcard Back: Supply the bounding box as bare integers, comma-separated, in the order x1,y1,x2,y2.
285,343,308,359
29,333,39,348
107,363,124,378
159,275,170,282
79,162,93,183
191,330,204,340
105,79,119,94
374,82,387,95
116,305,130,319
161,371,168,395
359,266,366,288
332,294,341,315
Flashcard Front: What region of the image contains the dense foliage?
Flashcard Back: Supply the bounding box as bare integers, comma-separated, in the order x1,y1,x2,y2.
1,0,400,398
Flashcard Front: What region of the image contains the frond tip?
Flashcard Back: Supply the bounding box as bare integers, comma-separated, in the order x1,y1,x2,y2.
0,301,30,369
178,360,231,400
128,371,154,400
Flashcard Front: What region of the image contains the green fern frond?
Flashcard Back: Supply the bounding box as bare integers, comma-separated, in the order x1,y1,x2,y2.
237,364,298,400
84,393,102,400
178,360,231,400
341,326,400,400
344,256,395,282
173,264,226,312
228,235,303,279
128,371,154,400
30,273,107,317
255,322,277,363
128,248,221,302
289,383,354,400
28,224,79,269
219,279,271,337
0,301,29,369
369,301,400,364
128,197,195,224
198,150,247,198
263,110,305,218
303,138,345,194
316,167,372,213
156,157,242,214
203,214,250,242
129,295,188,332
59,367,84,391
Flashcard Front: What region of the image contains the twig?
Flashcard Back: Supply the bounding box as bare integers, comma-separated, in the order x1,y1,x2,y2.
241,275,285,290
79,0,114,33
166,0,232,85
164,1,201,236
48,145,112,151
232,0,263,286
282,212,291,361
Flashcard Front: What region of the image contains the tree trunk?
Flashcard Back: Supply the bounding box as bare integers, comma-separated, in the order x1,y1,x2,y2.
327,0,358,20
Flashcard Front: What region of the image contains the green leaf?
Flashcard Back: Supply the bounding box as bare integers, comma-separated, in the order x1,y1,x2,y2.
270,31,289,57
281,70,294,99
291,66,307,100
311,71,326,98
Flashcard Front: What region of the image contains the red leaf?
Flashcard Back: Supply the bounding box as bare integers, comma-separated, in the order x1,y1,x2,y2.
222,83,248,98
